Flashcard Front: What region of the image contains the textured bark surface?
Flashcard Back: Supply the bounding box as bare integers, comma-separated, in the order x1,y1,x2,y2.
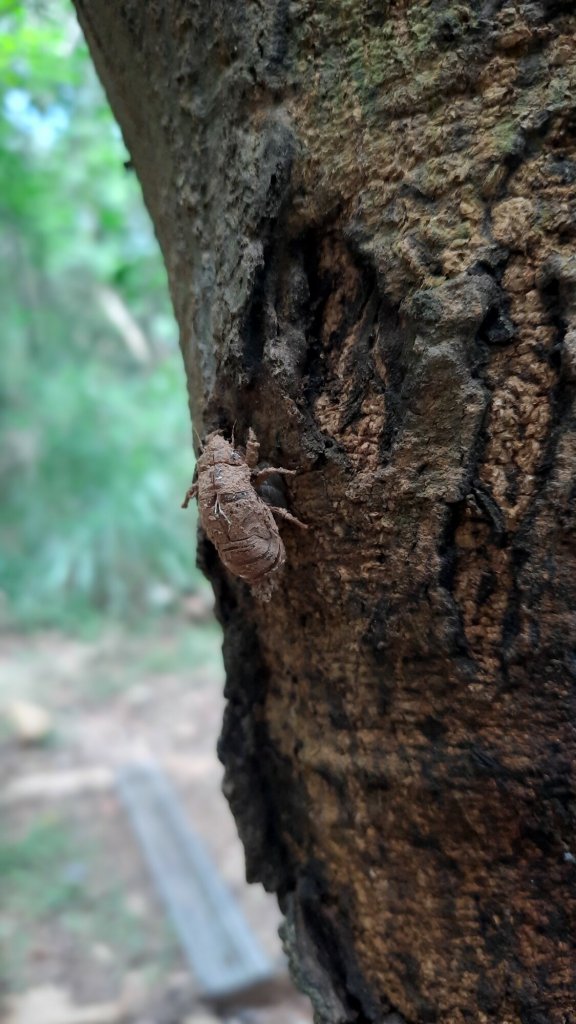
73,2,576,1021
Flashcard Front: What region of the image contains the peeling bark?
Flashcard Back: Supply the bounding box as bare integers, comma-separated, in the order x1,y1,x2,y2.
73,2,576,1021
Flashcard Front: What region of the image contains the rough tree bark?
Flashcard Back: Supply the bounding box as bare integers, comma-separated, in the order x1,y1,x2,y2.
73,2,576,1021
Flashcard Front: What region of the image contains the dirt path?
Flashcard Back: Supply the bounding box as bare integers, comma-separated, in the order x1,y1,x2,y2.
0,622,311,1024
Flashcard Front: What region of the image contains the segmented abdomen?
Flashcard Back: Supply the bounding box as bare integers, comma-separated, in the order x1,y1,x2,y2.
221,529,285,582
200,484,285,586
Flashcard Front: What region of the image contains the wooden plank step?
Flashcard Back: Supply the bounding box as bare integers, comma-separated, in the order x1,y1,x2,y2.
116,760,274,999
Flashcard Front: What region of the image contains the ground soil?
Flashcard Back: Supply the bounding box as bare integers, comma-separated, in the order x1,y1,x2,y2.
0,618,311,1024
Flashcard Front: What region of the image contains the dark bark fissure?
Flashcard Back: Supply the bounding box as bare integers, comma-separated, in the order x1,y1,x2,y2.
199,531,295,896
499,263,575,672
242,248,273,374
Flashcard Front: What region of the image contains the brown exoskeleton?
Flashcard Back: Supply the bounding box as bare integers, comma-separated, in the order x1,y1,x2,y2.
182,429,307,600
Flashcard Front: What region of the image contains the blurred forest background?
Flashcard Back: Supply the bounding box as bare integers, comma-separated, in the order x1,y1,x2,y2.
0,0,204,630
0,4,305,1023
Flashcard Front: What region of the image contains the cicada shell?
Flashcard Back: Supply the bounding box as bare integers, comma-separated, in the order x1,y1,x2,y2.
182,430,306,600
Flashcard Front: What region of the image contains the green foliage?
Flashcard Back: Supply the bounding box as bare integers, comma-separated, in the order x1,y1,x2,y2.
0,0,201,627
0,818,78,918
2,359,198,626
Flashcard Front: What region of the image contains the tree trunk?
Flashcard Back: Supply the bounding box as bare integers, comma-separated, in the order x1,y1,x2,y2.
73,2,576,1021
